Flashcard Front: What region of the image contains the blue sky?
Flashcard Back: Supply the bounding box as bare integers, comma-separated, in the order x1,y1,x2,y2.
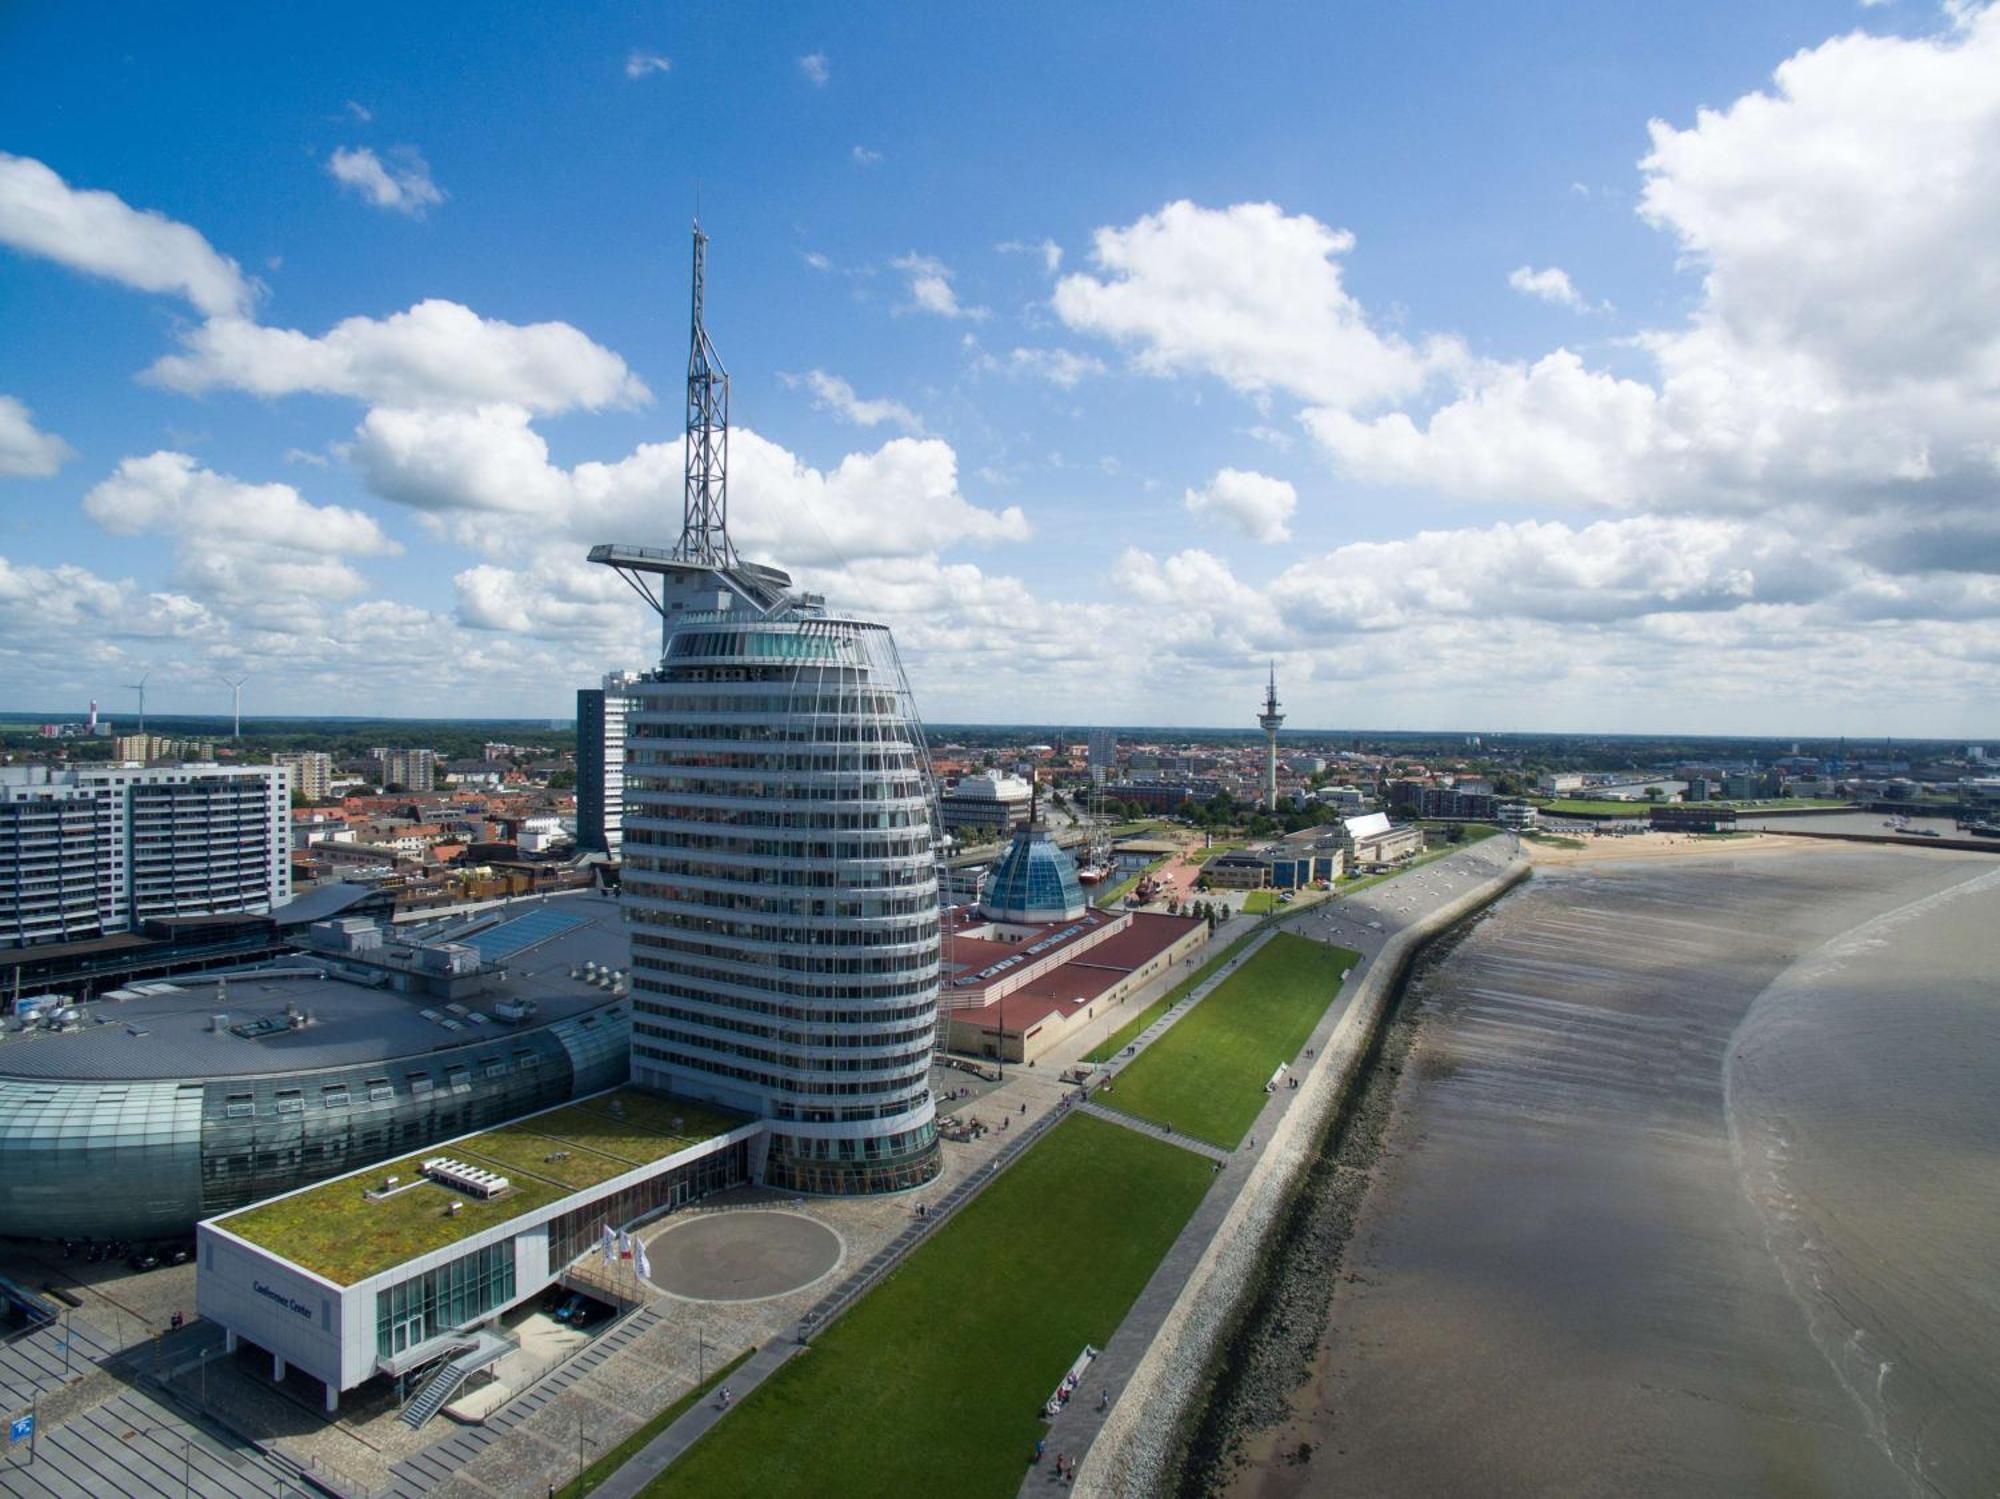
2,2,1997,735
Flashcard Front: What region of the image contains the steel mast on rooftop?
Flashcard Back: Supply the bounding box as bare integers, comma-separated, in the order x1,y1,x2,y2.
678,219,735,570
590,220,789,654
1258,662,1285,811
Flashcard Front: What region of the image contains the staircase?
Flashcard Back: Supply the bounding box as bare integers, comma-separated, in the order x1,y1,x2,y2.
399,1331,513,1430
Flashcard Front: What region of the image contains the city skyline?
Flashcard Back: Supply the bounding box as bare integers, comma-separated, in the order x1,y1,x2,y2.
4,3,1999,737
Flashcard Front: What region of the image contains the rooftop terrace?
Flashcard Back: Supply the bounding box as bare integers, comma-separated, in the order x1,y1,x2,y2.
215,1087,745,1285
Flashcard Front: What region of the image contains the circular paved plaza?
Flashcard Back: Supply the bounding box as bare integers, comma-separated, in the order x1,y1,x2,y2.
645,1211,843,1301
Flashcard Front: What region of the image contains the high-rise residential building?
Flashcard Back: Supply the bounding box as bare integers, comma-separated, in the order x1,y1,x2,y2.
0,763,291,945
591,222,942,1195
575,670,641,856
1086,727,1117,786
271,750,333,801
372,747,438,792
0,773,103,946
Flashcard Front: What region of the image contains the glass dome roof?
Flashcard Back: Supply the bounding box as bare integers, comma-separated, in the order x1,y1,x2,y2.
979,828,1086,923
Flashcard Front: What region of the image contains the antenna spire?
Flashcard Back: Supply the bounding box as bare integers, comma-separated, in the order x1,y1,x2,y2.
677,218,736,568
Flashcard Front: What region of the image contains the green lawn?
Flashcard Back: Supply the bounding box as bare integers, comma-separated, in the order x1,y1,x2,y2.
1241,890,1280,914
640,1114,1214,1499
1100,933,1359,1148
1084,927,1263,1063
1185,840,1244,866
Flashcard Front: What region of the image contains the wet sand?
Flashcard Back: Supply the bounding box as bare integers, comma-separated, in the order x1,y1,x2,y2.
1225,844,1993,1499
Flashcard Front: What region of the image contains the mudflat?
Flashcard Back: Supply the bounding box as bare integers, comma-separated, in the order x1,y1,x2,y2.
1224,845,1993,1499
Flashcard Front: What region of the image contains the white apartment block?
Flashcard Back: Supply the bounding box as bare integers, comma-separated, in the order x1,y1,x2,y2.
0,763,292,947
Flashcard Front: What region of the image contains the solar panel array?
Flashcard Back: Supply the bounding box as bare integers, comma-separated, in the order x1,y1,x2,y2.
459,907,588,962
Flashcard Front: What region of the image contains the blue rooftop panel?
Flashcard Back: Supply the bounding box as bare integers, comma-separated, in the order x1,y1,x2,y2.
460,908,588,962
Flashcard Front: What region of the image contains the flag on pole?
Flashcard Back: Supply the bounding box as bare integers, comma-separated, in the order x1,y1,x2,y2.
600,1223,616,1265
618,1229,634,1261
634,1238,651,1280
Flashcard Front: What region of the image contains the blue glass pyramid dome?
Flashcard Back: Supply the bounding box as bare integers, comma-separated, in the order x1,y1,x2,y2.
980,828,1086,923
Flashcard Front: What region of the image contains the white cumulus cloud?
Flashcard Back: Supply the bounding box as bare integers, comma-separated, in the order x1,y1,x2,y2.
1313,8,2000,518
82,452,400,624
327,146,445,216
0,152,254,317
788,369,925,433
1183,467,1298,543
348,402,1028,566
0,395,75,478
1507,264,1590,310
624,51,671,79
891,253,986,320
798,52,829,85
1054,199,1457,409
146,299,648,413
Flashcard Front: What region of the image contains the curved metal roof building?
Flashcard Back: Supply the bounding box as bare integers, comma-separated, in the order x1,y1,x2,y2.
0,894,633,1241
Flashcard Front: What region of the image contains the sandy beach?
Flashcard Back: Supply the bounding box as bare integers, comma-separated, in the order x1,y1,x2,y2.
1214,841,1998,1499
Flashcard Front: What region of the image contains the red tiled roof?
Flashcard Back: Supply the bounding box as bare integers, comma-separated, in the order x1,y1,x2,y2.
951,911,1201,1034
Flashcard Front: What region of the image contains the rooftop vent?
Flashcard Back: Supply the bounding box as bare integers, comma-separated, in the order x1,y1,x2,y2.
211,1013,229,1034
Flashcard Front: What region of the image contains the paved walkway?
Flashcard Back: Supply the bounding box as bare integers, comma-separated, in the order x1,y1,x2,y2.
384,1307,665,1497
1075,1102,1235,1163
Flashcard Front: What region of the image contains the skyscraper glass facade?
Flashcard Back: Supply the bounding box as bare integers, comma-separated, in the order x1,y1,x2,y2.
621,608,942,1195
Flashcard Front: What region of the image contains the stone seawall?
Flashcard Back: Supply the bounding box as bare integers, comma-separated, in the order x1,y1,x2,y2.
1078,850,1532,1498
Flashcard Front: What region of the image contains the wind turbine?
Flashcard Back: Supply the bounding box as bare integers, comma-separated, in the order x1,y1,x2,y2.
222,673,249,740
126,668,152,734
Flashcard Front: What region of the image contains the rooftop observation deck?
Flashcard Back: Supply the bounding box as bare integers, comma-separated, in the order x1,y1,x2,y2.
215,1087,744,1285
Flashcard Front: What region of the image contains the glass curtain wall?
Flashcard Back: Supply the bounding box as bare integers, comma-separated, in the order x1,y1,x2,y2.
374,1239,516,1359
623,612,943,1195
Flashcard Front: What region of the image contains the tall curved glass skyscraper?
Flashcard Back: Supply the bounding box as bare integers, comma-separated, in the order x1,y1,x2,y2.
591,223,942,1194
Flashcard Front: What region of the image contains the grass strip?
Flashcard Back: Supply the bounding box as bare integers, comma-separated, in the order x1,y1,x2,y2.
1100,933,1360,1149
639,1114,1214,1499
556,1347,757,1496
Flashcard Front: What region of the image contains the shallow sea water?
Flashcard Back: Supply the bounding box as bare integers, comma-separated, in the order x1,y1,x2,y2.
1259,848,1998,1499
1727,865,2000,1497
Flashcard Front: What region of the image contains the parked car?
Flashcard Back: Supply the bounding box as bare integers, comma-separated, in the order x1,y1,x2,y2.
127,1252,161,1273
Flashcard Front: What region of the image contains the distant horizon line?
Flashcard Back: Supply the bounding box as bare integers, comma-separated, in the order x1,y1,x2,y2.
0,710,1982,746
